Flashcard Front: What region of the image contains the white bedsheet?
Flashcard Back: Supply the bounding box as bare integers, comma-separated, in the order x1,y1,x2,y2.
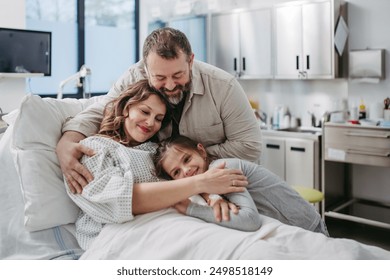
81,208,390,260
0,126,83,260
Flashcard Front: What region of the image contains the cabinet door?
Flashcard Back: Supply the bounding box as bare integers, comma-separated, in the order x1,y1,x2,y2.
302,0,333,78
274,3,303,79
239,9,272,78
274,0,335,79
261,137,285,179
210,13,240,76
285,138,314,188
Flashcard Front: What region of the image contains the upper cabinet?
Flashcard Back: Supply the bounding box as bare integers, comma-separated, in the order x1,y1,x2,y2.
210,8,272,79
273,0,346,79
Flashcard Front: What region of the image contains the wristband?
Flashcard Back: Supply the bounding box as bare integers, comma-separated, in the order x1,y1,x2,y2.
207,194,222,204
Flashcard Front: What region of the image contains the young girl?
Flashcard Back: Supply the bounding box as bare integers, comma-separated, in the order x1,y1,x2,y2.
66,80,248,250
154,135,329,236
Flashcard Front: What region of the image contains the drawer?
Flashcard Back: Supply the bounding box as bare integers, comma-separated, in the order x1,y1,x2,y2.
324,125,390,167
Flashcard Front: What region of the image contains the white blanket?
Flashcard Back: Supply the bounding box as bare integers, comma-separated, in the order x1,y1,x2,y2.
81,208,390,260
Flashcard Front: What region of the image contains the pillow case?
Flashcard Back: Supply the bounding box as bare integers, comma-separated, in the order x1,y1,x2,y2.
11,94,100,231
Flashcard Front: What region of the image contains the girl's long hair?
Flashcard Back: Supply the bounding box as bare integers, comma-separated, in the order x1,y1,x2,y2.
98,79,171,146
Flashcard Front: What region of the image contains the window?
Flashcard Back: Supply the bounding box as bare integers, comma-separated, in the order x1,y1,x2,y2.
26,0,78,95
143,0,208,63
85,0,136,93
147,16,207,63
168,16,207,62
26,0,136,97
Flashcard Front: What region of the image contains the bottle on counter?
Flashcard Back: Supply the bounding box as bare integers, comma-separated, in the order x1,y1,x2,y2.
359,99,366,120
350,102,358,121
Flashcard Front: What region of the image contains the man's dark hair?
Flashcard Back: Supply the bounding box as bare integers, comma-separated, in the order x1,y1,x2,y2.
143,27,193,64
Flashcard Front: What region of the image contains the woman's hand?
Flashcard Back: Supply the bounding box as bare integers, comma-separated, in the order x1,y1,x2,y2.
196,161,248,195
56,131,95,194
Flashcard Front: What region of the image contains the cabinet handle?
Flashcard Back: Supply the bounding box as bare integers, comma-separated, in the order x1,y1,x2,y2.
345,132,390,138
234,58,237,71
296,56,299,70
347,149,390,157
290,147,305,152
242,57,246,71
306,55,310,70
266,144,280,150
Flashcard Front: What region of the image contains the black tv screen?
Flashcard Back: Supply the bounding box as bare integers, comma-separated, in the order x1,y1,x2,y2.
0,27,51,76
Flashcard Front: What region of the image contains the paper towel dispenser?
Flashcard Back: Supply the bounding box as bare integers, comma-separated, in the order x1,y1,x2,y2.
349,49,385,79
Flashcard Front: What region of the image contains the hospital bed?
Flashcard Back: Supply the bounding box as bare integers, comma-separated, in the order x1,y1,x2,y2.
1,94,389,260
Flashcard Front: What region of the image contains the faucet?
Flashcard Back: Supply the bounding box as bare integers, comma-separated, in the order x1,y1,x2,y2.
321,110,349,125
57,65,91,99
258,110,267,124
307,111,318,127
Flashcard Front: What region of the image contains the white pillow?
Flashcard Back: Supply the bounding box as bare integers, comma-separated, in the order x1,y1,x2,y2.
11,94,100,231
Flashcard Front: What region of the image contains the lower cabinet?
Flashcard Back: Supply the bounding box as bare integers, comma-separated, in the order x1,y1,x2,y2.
261,134,321,190
260,137,285,179
323,123,390,229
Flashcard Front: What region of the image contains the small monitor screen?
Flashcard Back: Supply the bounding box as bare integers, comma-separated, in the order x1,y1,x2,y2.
0,27,51,76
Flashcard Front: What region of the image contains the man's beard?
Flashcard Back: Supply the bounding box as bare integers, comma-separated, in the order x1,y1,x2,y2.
163,89,184,105
159,79,192,105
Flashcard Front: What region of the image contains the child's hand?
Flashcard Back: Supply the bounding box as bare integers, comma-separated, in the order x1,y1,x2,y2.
208,196,239,222
173,199,191,214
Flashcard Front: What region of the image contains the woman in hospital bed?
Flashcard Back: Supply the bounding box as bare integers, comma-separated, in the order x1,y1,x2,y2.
66,79,248,250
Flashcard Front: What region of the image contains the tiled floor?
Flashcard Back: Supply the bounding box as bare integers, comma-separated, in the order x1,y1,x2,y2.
325,217,390,251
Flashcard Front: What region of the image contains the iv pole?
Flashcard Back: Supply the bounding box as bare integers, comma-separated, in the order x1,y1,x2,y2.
57,65,91,99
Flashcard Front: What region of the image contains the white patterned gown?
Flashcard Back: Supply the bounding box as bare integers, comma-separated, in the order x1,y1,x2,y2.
66,136,160,250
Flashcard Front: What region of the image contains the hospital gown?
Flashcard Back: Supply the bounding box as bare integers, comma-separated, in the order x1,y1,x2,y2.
67,136,160,250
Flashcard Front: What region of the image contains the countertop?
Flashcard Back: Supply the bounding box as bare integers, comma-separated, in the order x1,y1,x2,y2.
325,122,390,131
261,126,322,140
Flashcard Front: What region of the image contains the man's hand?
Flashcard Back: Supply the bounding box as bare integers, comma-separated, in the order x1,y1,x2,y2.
56,131,95,194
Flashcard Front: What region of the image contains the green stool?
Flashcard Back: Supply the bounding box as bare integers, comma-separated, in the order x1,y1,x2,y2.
292,186,324,204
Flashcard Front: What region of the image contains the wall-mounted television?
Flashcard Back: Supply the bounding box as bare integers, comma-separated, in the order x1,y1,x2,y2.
0,27,51,76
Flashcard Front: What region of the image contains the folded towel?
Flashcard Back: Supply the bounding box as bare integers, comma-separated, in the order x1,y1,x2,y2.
378,120,390,128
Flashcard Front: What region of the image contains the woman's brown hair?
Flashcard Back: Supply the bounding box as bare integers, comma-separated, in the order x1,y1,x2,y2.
98,79,171,146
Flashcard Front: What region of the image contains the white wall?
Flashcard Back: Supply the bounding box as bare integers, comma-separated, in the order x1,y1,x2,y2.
347,0,390,117
0,0,25,28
